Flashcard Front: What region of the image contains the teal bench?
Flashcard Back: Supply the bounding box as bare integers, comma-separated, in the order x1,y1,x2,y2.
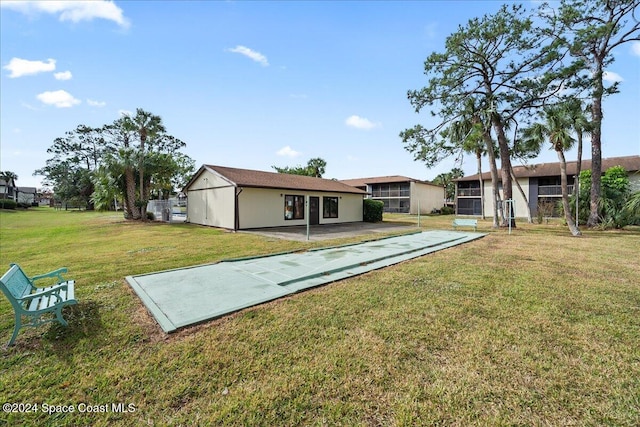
0,263,77,346
452,218,478,231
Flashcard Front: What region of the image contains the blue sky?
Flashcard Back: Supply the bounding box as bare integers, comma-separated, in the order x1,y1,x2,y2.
1,1,639,189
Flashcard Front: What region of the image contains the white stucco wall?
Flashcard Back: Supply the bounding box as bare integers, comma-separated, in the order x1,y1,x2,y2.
186,170,236,228
409,182,444,214
480,177,530,218
237,188,363,229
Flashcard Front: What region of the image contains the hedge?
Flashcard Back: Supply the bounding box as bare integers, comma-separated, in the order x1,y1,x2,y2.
0,199,17,209
363,199,384,222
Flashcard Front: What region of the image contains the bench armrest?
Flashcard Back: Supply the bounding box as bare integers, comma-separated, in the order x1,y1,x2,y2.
30,268,68,284
17,282,69,304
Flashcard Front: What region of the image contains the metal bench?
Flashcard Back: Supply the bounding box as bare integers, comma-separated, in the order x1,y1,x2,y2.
452,218,478,231
0,263,77,346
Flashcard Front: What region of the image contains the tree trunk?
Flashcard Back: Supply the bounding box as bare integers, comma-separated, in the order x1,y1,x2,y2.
476,150,485,219
587,68,604,227
483,131,501,228
139,132,146,221
492,116,515,227
125,167,140,220
557,149,581,236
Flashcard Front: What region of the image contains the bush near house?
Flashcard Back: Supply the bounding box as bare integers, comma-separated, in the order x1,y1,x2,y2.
363,199,383,222
0,199,16,209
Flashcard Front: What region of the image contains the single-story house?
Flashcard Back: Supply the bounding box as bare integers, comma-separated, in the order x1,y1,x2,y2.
455,155,640,217
340,175,443,214
184,165,367,230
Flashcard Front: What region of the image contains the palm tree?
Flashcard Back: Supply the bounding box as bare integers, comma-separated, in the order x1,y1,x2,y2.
103,119,141,219
306,158,327,178
124,109,166,219
443,98,495,220
522,104,581,236
624,191,640,219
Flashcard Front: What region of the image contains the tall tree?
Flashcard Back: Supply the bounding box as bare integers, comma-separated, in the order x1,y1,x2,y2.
432,168,465,204
565,98,592,198
38,111,192,220
551,0,640,226
34,125,105,210
273,157,327,177
122,109,166,218
522,104,581,236
101,118,139,218
403,4,563,228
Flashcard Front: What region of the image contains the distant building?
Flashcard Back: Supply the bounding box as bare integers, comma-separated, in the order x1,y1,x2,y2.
0,178,17,201
455,155,640,217
17,187,37,206
340,175,443,214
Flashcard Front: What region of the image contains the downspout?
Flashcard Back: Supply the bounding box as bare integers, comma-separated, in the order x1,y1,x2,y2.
234,187,243,231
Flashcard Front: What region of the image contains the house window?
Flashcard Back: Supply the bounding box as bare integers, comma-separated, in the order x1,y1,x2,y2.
284,195,305,220
323,197,338,218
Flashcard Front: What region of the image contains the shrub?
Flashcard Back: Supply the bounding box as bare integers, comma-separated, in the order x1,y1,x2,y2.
363,199,383,222
440,206,455,215
0,199,17,209
146,211,155,221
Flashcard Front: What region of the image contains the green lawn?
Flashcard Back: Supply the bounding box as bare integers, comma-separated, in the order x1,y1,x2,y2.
1,208,639,426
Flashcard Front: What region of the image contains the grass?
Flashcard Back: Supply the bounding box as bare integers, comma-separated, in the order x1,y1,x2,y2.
1,208,639,426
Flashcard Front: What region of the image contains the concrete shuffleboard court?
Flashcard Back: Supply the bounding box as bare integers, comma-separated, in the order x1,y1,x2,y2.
126,230,486,332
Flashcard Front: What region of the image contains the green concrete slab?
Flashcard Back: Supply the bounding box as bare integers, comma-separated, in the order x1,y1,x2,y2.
126,230,485,332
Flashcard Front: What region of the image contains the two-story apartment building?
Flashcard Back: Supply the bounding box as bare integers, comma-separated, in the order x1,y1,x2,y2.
340,175,443,214
455,155,640,217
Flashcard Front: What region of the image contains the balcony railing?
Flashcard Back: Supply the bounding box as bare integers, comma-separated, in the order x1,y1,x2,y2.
457,188,481,197
538,185,574,196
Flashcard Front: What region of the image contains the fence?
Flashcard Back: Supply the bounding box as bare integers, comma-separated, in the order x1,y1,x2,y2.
146,198,187,223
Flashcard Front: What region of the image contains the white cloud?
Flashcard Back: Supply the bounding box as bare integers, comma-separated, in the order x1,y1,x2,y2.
227,45,269,67
603,71,623,83
36,90,81,108
87,99,106,107
54,70,72,80
4,57,56,78
345,115,381,130
276,146,301,158
0,0,130,28
631,42,640,57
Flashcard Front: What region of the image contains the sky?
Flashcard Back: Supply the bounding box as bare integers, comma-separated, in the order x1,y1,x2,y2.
1,0,639,189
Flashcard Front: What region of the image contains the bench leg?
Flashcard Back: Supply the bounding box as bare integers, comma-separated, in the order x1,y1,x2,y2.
55,308,69,327
8,313,22,347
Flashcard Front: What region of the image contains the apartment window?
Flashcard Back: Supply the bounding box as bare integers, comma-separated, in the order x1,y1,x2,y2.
284,195,305,220
323,197,338,218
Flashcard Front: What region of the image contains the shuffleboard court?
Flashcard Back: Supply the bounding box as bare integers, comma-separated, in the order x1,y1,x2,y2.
126,230,486,332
